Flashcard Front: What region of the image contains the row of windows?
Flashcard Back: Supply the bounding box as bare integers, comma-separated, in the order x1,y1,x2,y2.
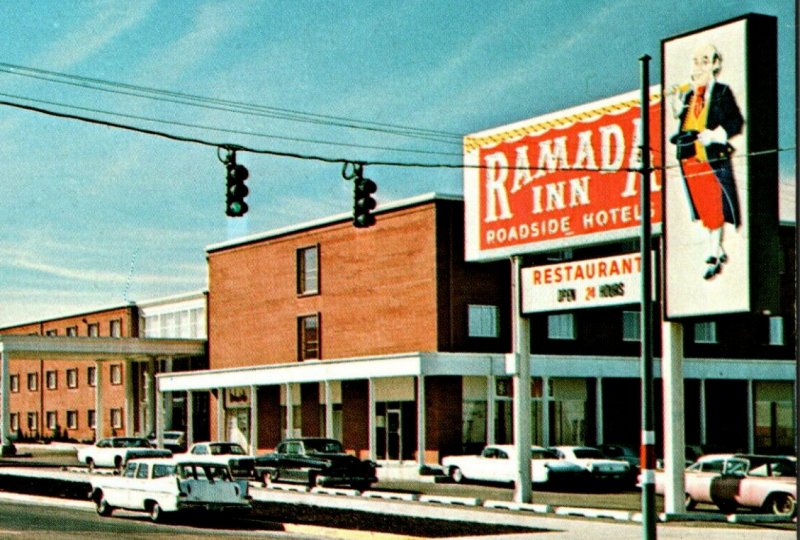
44,319,122,337
141,308,205,339
8,365,123,392
9,408,123,432
550,312,785,346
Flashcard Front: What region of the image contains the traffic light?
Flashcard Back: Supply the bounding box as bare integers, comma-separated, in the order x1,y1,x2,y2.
353,174,377,228
225,157,249,217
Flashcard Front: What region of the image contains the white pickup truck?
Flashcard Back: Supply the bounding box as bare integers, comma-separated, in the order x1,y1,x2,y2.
89,458,252,522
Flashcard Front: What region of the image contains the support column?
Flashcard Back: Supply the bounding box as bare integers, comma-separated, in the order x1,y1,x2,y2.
94,360,104,440
747,379,755,454
700,379,707,447
144,359,156,437
511,255,532,504
156,389,164,448
124,360,134,436
284,383,294,438
1,351,12,455
417,375,426,470
486,376,496,445
541,376,551,447
186,391,194,447
163,358,174,430
595,378,604,446
368,379,376,461
216,388,225,441
662,321,686,514
324,381,333,438
250,385,258,455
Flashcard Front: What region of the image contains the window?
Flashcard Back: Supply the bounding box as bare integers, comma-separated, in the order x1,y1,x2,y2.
548,313,576,340
87,410,96,429
9,374,19,393
66,411,78,430
46,411,57,430
110,319,122,338
136,463,149,479
694,321,717,344
87,366,97,387
297,245,319,295
468,305,500,338
27,412,38,432
769,316,784,346
45,329,57,336
622,311,641,341
10,413,19,432
87,323,99,337
67,369,78,389
110,364,122,385
27,373,38,391
66,326,78,337
111,408,123,429
298,314,321,360
46,370,57,390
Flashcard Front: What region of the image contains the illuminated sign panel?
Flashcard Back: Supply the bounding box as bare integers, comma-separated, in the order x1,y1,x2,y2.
464,89,662,262
662,15,779,318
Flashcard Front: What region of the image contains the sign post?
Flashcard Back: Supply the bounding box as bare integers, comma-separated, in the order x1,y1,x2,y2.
511,256,532,503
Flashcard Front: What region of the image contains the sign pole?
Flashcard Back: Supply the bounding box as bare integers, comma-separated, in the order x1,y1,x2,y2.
639,54,657,540
511,255,532,503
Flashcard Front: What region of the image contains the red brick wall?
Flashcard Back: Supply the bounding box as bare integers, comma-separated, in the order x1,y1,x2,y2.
342,380,369,458
424,376,463,461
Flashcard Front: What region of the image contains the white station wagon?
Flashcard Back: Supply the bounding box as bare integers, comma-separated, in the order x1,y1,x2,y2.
89,458,252,522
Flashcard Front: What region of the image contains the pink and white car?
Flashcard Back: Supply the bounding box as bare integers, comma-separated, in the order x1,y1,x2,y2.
656,453,796,516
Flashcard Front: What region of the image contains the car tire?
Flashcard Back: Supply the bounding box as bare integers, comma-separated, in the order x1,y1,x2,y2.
684,494,697,511
715,501,737,514
764,493,796,517
450,467,464,483
113,457,123,475
351,482,370,492
95,492,113,517
148,501,164,523
262,471,275,487
309,473,324,488
86,458,95,472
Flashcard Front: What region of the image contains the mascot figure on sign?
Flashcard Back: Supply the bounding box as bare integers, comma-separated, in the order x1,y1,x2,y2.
670,43,744,280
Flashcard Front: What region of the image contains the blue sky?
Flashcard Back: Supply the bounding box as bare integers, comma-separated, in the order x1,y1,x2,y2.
0,0,794,327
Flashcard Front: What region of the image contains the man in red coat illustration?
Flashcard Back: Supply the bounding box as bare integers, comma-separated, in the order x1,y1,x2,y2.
669,44,744,280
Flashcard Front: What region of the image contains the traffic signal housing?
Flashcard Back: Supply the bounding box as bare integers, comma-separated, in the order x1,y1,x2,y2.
225,160,249,217
353,175,377,228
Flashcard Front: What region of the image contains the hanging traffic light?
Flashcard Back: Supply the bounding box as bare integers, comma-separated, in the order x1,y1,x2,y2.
223,151,249,217
353,173,377,228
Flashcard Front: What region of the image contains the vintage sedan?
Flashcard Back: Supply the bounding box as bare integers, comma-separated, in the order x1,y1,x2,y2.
176,441,255,478
657,453,797,516
549,445,631,482
89,458,251,522
77,437,172,472
441,444,586,485
254,437,378,490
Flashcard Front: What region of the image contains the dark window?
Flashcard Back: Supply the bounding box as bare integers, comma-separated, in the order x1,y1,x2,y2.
298,314,321,361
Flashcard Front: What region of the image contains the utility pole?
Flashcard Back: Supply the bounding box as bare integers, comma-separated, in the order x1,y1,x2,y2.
639,54,657,540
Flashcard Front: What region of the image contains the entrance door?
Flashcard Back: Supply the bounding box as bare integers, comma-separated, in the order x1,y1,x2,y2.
227,410,249,450
386,409,402,461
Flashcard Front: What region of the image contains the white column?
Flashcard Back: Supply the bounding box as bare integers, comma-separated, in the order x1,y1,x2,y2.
324,381,333,438
486,376,496,445
186,391,194,447
284,383,293,438
541,376,551,447
144,359,156,436
250,385,258,455
163,358,174,429
1,351,11,453
368,379,376,461
595,378,604,446
699,379,707,446
662,321,686,514
417,376,426,469
94,360,104,440
124,361,134,436
216,388,225,441
747,379,755,454
156,388,164,448
511,256,532,503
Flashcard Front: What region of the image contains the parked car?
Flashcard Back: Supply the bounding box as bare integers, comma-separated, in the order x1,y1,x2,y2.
176,441,255,478
549,445,630,483
254,437,378,490
600,443,641,472
147,430,186,453
441,444,586,485
77,437,172,472
89,457,252,522
655,453,797,516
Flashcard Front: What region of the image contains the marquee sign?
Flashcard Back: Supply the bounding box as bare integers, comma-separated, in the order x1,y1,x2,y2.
464,88,663,262
521,253,645,313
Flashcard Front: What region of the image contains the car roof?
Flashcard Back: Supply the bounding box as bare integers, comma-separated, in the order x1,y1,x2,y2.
126,457,177,465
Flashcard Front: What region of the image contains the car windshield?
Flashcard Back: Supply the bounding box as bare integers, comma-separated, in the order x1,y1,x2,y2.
117,438,149,448
304,440,344,454
531,449,557,459
573,448,604,459
211,443,246,455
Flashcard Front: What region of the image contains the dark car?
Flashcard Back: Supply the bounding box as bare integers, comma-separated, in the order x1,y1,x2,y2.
254,437,378,490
